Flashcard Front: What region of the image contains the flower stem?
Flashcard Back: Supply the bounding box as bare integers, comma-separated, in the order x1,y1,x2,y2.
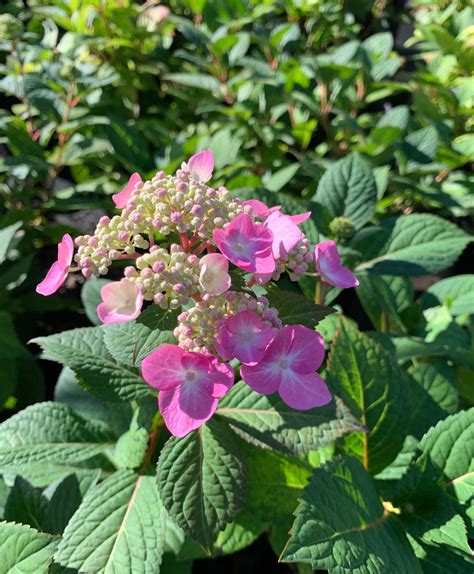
315,277,327,305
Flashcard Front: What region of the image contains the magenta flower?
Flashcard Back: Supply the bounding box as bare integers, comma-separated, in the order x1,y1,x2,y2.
199,253,231,295
314,240,359,289
97,279,143,324
141,344,234,437
240,325,331,410
215,310,276,365
183,149,214,183
112,173,142,208
36,234,74,296
213,213,275,274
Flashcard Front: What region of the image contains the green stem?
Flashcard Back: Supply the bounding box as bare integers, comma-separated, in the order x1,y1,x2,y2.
315,277,327,305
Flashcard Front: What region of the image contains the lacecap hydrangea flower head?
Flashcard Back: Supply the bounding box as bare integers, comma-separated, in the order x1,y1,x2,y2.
36,150,359,437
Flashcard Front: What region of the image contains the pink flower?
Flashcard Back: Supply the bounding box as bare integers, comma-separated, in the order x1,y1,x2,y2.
240,325,331,410
213,213,275,274
97,279,143,324
36,234,74,296
215,310,276,365
141,344,234,437
314,240,359,289
112,173,142,208
182,149,214,183
199,253,231,295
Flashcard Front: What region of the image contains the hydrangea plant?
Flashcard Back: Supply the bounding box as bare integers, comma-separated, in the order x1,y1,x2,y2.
35,150,357,437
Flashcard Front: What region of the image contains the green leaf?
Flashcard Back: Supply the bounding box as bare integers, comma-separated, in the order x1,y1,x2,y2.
281,455,422,573
402,126,439,172
264,164,300,192
420,275,474,316
406,362,458,439
408,536,474,574
315,154,378,229
4,476,48,530
43,473,99,535
81,279,110,326
163,73,221,92
103,320,175,368
327,318,412,474
419,408,474,483
0,520,58,573
137,305,179,332
0,402,113,484
56,470,165,573
31,327,150,402
377,105,410,130
0,311,30,360
356,214,471,276
265,286,335,328
157,419,246,549
217,382,363,454
0,221,22,263
356,273,413,333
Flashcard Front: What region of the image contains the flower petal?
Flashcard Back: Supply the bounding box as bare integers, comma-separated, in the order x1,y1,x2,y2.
221,310,276,364
265,211,302,259
206,358,234,398
141,344,185,391
199,253,231,295
288,211,311,225
159,382,218,437
57,234,74,268
36,261,68,296
315,240,359,289
286,325,325,373
96,279,143,324
278,371,332,410
187,149,214,183
112,173,142,208
240,360,281,395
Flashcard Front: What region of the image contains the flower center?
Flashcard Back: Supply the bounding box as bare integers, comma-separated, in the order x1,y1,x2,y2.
185,371,196,382
279,358,290,369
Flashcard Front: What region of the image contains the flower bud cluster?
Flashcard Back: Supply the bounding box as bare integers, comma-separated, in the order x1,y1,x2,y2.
270,237,314,282
73,168,243,288
174,291,282,353
123,244,201,308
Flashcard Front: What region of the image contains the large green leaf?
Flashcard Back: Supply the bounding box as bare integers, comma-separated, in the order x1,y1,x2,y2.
0,402,113,484
0,520,58,574
55,471,165,573
420,275,474,316
327,318,412,474
315,153,377,229
281,456,422,573
356,214,471,276
157,419,246,550
32,327,150,402
216,382,363,454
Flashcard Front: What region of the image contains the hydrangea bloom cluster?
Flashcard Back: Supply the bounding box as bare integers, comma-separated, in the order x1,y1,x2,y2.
36,150,359,437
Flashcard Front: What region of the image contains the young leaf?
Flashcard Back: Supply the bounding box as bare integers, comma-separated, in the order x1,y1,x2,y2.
157,419,246,549
315,153,378,229
420,274,474,316
0,520,58,574
55,471,165,573
356,214,471,276
31,327,150,402
216,382,363,454
327,318,412,474
281,455,422,573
